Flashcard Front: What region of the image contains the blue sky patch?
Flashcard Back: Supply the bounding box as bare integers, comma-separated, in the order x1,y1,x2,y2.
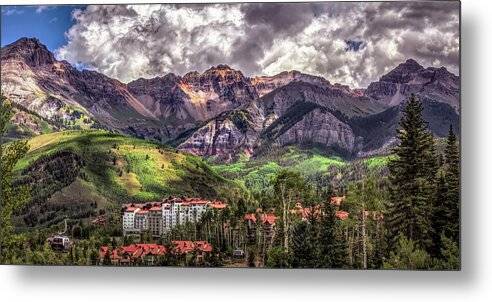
1,5,84,51
345,40,365,52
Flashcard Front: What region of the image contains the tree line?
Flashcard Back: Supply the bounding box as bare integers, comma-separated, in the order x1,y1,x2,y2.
0,93,460,269
254,94,460,269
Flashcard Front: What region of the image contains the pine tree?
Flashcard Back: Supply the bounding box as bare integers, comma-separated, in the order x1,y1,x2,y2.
383,234,431,270
318,202,347,268
443,125,460,242
0,95,30,263
290,219,317,268
430,172,448,256
387,94,438,251
290,221,309,267
430,125,460,257
436,234,460,270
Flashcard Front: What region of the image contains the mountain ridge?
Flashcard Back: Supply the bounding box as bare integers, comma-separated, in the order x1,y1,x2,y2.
1,37,460,162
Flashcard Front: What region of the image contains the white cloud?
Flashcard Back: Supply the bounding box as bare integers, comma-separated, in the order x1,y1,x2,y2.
57,2,460,88
2,8,24,16
35,6,49,14
58,4,246,82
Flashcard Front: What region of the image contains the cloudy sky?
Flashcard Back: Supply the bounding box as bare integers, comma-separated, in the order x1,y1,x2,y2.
2,2,460,88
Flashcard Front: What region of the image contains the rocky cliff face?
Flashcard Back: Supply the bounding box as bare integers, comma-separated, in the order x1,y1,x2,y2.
1,37,460,162
176,82,375,161
251,70,330,97
1,38,165,140
177,73,459,161
365,59,460,110
177,110,260,162
1,37,55,67
127,64,258,125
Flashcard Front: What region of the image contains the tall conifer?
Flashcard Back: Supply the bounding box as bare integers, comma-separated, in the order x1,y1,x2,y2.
430,172,448,256
443,125,460,242
318,202,347,268
0,95,30,263
387,94,437,251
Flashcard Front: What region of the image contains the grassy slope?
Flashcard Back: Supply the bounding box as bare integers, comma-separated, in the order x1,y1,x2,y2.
16,130,237,205
363,155,396,169
212,147,347,191
212,146,394,193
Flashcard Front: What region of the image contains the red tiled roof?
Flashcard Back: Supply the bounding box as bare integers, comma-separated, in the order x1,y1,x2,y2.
260,213,277,225
149,206,162,211
330,196,346,206
171,240,195,254
135,243,167,256
99,243,167,262
209,201,227,209
91,215,106,225
244,213,257,223
172,241,192,254
99,246,122,260
171,240,213,254
124,197,228,211
335,211,349,220
194,241,213,253
99,246,109,259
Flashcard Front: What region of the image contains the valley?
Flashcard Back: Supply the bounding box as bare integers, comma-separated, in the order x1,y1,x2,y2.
0,36,460,269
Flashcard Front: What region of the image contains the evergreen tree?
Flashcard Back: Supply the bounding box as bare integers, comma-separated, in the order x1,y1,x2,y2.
443,125,460,242
435,234,460,270
0,95,30,263
383,234,431,270
290,220,317,268
387,94,437,251
265,246,290,268
430,172,448,256
318,202,347,268
430,125,460,257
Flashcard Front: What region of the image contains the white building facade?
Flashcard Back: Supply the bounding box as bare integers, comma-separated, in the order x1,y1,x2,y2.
122,198,226,237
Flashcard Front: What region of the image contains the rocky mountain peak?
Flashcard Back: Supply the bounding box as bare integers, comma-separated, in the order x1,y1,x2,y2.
213,64,233,70
200,64,246,80
1,37,55,67
403,58,423,68
251,70,331,97
365,58,459,109
183,71,200,79
429,66,458,81
379,58,425,83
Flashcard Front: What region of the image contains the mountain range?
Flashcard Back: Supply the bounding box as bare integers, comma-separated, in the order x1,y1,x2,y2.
1,37,460,161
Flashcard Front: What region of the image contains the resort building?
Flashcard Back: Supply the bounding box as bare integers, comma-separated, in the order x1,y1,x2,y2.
99,243,167,266
290,197,351,221
99,241,213,266
243,212,278,246
122,197,227,236
171,240,213,265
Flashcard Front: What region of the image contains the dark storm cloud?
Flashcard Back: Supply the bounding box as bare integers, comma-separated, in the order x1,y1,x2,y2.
57,2,460,87
240,3,318,35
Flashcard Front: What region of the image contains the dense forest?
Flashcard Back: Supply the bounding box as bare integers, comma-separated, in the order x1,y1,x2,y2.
0,93,460,269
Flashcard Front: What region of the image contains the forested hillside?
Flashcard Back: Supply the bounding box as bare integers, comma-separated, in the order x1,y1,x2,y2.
10,130,244,230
